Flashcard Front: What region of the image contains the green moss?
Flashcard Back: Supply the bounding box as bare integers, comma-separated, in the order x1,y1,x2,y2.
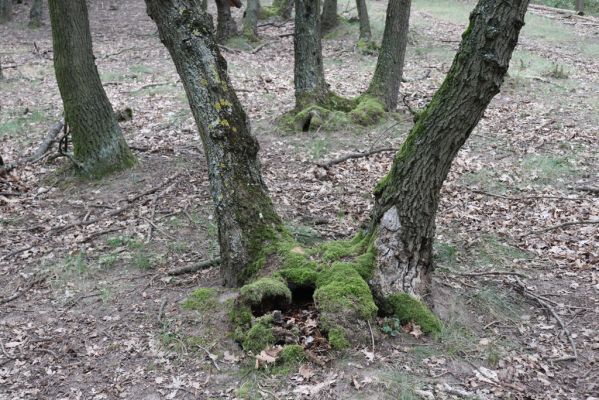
279,344,306,364
388,293,442,334
182,288,218,311
239,276,292,307
242,315,276,353
315,262,377,319
349,96,385,126
356,39,379,55
229,304,253,327
259,5,279,19
328,326,350,350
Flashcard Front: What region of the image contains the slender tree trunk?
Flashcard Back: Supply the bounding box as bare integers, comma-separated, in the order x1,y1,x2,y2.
145,0,283,287
0,0,12,23
575,0,584,15
29,0,43,27
367,0,529,303
243,0,260,41
294,0,329,110
321,0,337,33
48,0,135,177
216,0,239,42
366,0,411,111
356,0,371,41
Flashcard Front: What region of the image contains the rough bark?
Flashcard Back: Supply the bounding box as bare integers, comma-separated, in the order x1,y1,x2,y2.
145,0,283,287
321,0,337,33
243,0,260,41
368,0,529,302
216,0,239,42
366,0,411,111
0,0,12,23
355,0,371,41
294,0,329,109
29,0,43,27
48,0,135,178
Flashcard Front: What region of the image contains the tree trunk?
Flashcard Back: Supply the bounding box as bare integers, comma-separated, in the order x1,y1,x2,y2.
216,0,239,43
29,0,43,27
294,0,329,110
243,0,260,41
145,0,283,287
356,0,371,41
0,0,12,23
273,0,293,19
201,0,208,11
575,0,584,15
366,0,411,111
321,0,337,33
48,0,135,178
367,0,529,303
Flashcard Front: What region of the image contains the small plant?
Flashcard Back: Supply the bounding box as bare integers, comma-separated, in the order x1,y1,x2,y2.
545,64,569,79
382,317,403,337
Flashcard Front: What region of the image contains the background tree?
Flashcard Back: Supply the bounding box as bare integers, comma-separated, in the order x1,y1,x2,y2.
356,0,371,42
29,0,43,27
576,0,584,14
145,0,283,287
0,0,12,23
243,0,260,41
216,0,240,42
367,0,529,303
366,0,411,110
321,0,337,33
48,0,135,177
270,0,293,19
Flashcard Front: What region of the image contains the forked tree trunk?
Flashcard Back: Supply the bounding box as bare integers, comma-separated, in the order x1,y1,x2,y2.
0,0,12,23
48,0,135,178
368,0,529,303
294,0,329,109
145,0,283,287
29,0,43,27
366,0,411,111
321,0,337,33
216,0,239,42
243,0,260,41
356,0,371,41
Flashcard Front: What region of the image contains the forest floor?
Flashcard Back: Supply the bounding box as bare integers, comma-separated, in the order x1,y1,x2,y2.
1,0,598,399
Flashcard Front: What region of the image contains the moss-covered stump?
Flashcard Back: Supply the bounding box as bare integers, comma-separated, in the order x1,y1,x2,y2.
229,231,442,355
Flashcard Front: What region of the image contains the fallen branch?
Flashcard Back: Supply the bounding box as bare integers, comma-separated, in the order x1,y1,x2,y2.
454,270,529,279
316,147,396,169
167,257,221,276
250,41,273,54
520,220,599,238
196,344,220,371
0,273,47,305
471,189,581,202
512,278,577,361
0,119,64,175
572,186,599,194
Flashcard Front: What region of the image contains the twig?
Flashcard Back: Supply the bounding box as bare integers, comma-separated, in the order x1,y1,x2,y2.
401,94,418,116
79,227,124,243
250,41,273,54
0,274,47,305
158,298,168,323
470,189,581,202
367,320,375,355
454,270,529,279
0,120,64,175
167,258,221,276
572,186,599,194
196,344,220,371
278,33,294,38
520,220,599,238
512,279,577,361
130,82,176,92
316,147,396,169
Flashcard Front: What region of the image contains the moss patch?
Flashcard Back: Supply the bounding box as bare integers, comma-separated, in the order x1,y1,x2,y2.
350,96,385,125
279,344,306,364
388,293,442,334
239,276,292,308
182,288,218,312
241,314,276,353
327,326,350,350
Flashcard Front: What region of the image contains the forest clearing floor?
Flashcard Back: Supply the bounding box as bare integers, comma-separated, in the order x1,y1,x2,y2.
1,0,598,399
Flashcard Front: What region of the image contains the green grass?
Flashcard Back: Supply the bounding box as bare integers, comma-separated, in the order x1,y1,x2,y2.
0,110,47,137
532,0,599,15
128,64,156,75
471,235,531,268
520,154,578,185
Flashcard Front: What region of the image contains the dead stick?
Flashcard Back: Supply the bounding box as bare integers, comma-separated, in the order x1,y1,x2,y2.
454,270,529,279
367,320,375,355
0,274,47,305
196,344,220,371
167,258,221,276
471,189,581,202
316,147,397,169
521,220,599,238
572,186,599,194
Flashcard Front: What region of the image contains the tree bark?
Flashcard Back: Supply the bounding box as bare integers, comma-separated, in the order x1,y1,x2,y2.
48,0,135,177
294,0,329,109
321,0,337,33
367,0,529,303
0,0,12,23
356,0,371,42
243,0,260,41
366,0,411,111
216,0,239,43
575,0,584,15
29,0,43,27
145,0,283,287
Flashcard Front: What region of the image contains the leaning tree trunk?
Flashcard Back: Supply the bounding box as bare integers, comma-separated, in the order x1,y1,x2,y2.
29,0,43,27
356,0,371,42
294,0,329,109
321,0,337,34
367,0,529,304
366,0,411,111
243,0,260,41
216,0,239,43
48,0,135,177
145,0,283,287
0,0,12,23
